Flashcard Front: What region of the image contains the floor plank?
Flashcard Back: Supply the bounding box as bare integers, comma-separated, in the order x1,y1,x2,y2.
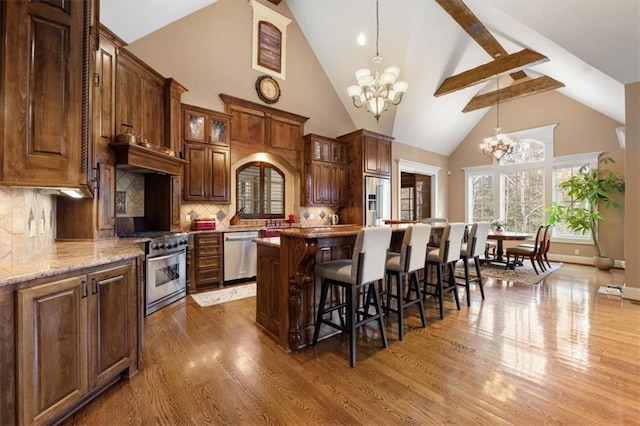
63,264,640,425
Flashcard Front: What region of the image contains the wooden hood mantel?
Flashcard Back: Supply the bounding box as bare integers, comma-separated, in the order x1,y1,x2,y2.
110,142,188,175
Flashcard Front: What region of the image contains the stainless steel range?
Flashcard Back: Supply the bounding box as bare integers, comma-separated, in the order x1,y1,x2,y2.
120,231,189,315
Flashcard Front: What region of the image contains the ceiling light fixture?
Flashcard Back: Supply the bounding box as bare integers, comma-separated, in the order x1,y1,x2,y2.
480,76,517,161
347,0,407,121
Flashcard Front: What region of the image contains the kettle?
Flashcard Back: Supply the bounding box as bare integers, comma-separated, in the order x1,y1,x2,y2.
116,123,136,144
328,214,339,225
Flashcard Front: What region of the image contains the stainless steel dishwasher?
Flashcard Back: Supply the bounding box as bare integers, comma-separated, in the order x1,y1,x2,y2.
223,231,258,282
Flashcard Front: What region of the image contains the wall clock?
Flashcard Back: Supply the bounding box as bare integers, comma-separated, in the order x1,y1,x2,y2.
256,75,281,104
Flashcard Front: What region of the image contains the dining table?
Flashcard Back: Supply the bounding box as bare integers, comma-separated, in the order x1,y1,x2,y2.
486,231,531,265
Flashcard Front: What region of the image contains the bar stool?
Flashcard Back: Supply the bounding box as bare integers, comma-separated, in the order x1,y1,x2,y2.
385,224,431,341
423,223,466,319
312,226,392,367
459,222,490,306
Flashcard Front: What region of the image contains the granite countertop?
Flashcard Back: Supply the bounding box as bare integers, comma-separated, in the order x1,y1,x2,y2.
0,239,145,288
254,237,281,248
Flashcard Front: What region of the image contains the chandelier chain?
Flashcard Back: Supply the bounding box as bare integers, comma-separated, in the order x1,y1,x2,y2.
375,0,380,57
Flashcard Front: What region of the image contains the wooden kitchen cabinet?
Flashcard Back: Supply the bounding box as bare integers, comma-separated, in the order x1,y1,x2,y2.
192,233,223,291
364,134,392,176
0,0,93,190
183,142,230,203
183,104,231,146
337,129,394,225
256,242,281,341
220,94,308,171
16,261,138,426
302,134,347,207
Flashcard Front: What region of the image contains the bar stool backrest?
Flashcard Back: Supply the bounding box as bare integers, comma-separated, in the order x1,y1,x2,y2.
439,223,467,264
400,224,431,273
352,227,393,283
469,222,491,258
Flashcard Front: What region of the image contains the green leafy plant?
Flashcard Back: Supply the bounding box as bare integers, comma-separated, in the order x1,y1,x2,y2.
491,219,505,230
548,157,625,257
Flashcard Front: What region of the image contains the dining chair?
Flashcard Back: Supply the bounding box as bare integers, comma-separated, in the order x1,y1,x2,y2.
513,225,553,270
385,224,431,341
459,222,490,306
505,225,547,274
423,223,466,319
312,226,392,367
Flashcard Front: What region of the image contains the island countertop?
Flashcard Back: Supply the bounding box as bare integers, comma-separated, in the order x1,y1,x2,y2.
279,223,413,239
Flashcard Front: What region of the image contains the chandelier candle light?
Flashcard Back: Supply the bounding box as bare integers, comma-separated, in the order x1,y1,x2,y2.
348,0,407,121
480,76,517,161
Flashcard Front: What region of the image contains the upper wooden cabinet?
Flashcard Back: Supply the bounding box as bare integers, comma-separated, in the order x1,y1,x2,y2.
220,94,308,171
183,104,231,146
0,0,94,190
302,134,348,207
364,134,392,176
183,142,231,203
337,129,394,225
116,49,166,148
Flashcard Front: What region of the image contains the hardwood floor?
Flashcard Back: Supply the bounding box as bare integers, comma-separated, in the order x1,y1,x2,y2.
64,264,639,425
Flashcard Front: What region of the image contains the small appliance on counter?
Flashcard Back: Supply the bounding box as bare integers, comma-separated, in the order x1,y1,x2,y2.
191,218,216,231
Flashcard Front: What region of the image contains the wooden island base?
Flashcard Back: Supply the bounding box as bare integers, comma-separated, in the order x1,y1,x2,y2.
255,225,411,352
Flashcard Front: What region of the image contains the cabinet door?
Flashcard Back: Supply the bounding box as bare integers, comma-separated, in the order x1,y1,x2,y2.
313,163,331,204
184,110,207,143
2,0,86,187
364,136,380,174
331,165,348,206
209,114,229,146
228,104,266,146
17,276,89,426
97,163,115,231
184,143,208,201
377,140,392,175
270,115,303,152
88,264,134,389
210,147,230,203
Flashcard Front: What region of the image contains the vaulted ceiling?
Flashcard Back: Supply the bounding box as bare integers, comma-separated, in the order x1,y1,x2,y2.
101,0,640,156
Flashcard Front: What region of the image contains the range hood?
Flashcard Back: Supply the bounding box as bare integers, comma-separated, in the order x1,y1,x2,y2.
110,142,187,175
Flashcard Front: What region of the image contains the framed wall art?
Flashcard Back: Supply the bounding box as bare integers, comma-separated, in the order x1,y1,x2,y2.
251,0,291,80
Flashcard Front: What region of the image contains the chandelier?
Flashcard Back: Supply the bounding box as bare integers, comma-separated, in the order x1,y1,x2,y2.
347,0,408,121
480,77,517,161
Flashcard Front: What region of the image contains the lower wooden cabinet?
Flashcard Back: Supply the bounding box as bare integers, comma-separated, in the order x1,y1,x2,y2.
15,261,138,425
256,243,281,340
192,233,223,291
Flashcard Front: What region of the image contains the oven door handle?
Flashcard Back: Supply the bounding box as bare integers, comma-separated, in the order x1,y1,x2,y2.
148,251,183,262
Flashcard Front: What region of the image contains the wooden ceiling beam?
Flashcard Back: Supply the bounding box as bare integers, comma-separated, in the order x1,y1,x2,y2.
267,0,282,5
435,0,505,59
462,76,565,112
434,49,549,97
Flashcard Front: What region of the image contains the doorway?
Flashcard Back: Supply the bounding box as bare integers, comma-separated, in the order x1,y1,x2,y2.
400,172,432,220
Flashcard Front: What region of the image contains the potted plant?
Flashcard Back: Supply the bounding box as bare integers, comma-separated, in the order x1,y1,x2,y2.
548,157,625,270
491,219,505,232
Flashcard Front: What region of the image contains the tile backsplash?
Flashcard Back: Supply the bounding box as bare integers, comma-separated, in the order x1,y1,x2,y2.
115,170,144,217
0,186,56,264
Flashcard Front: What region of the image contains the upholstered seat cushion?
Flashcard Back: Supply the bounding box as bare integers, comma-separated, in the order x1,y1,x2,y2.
385,253,402,272
314,259,355,284
426,248,442,262
506,246,534,256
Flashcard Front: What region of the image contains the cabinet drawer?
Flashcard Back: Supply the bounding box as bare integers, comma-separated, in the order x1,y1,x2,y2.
196,268,222,284
196,256,221,269
195,234,221,246
196,245,222,257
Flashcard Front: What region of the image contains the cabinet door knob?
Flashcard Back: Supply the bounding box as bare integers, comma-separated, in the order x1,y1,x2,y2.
82,280,88,298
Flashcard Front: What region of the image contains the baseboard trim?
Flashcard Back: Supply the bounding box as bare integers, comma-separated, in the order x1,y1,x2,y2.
549,254,625,269
622,286,640,302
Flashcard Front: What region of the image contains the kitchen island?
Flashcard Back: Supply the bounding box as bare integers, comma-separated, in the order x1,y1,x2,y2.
254,224,412,352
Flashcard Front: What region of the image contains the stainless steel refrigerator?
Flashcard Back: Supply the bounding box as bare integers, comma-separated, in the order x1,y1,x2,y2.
365,176,391,226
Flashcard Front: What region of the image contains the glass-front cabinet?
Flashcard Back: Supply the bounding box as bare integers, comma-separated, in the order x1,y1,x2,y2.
183,104,231,145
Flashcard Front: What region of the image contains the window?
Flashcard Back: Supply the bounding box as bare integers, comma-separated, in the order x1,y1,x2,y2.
464,123,600,241
236,162,285,219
